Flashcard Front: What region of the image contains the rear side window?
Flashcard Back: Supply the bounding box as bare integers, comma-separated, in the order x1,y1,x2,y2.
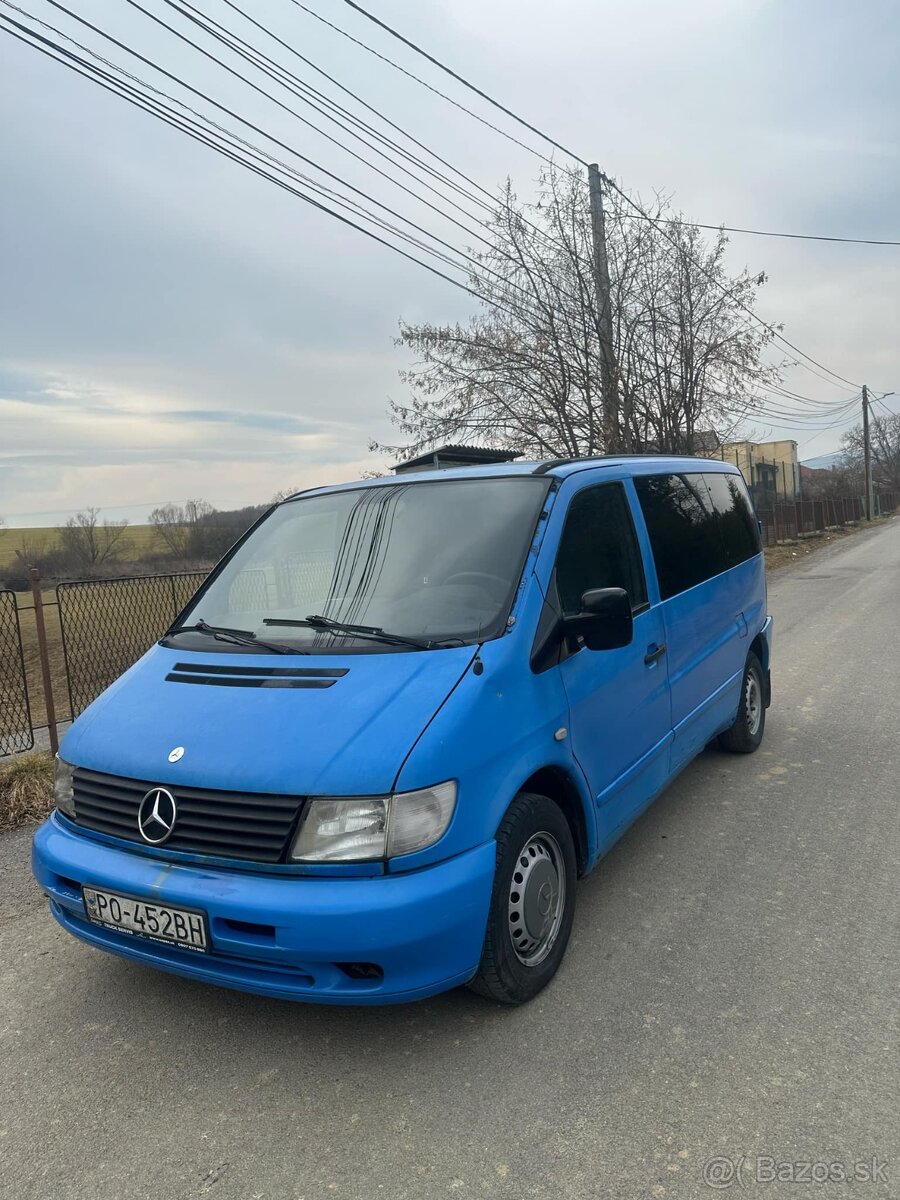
555,483,648,614
635,472,761,600
634,474,721,599
703,472,761,567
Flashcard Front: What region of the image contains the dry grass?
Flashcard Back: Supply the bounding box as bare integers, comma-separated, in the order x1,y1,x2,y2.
0,751,55,832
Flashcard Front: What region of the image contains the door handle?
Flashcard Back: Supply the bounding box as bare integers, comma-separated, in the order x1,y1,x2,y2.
644,643,667,666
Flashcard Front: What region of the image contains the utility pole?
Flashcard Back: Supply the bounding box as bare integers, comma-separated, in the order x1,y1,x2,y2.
587,164,620,452
862,384,873,521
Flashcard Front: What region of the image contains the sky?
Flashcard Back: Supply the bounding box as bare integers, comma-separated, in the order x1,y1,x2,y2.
1,0,898,527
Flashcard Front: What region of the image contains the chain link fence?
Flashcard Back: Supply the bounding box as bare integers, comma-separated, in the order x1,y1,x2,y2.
0,590,34,756
57,571,207,718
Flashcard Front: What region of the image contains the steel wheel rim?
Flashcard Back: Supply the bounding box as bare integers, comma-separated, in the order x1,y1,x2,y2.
507,832,566,967
746,670,762,736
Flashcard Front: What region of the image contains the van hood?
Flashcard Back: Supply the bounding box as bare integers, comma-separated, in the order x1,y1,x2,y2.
61,643,477,796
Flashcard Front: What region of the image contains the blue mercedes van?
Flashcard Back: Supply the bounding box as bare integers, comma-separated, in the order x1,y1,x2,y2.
33,456,772,1005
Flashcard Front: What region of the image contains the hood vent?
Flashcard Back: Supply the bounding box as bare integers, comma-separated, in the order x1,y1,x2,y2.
166,662,348,690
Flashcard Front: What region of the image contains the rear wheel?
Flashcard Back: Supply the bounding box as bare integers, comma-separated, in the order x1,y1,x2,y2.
718,651,765,753
468,792,577,1005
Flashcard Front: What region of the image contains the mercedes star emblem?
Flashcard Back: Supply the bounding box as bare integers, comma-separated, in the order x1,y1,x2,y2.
137,787,178,845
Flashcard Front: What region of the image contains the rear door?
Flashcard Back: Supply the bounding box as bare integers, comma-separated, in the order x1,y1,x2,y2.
552,481,673,852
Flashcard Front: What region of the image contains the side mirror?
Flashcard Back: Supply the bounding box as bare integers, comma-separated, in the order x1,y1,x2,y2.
563,587,633,651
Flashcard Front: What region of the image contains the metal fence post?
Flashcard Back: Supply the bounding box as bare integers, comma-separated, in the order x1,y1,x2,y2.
29,568,59,755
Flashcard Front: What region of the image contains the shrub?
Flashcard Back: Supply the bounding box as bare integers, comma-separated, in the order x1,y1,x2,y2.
0,752,55,831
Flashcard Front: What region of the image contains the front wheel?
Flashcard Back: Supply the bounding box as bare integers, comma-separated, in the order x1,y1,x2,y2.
468,792,577,1005
718,651,766,753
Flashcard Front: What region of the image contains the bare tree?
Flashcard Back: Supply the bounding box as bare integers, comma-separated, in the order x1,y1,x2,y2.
374,166,780,461
57,508,130,575
799,463,863,500
149,499,214,561
13,532,54,571
841,412,900,493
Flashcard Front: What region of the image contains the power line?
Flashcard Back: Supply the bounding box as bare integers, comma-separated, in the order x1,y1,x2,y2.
2,7,481,274
747,402,860,430
2,5,609,339
0,15,502,306
314,3,885,394
20,1,537,294
661,217,900,247
761,382,860,410
121,0,509,253
756,394,860,419
222,0,598,267
601,174,866,391
30,2,644,339
220,0,502,219
146,10,894,407
872,396,897,419
0,9,648,365
161,0,515,239
289,0,562,168
336,0,587,165
792,402,861,451
132,5,607,322
148,0,605,313
751,403,861,430
763,384,868,412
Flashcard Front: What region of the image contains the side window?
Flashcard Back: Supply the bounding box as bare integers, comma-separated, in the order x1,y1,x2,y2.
555,483,648,614
634,473,724,599
703,472,762,567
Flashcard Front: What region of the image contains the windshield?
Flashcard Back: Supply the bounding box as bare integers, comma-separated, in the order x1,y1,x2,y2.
173,477,549,652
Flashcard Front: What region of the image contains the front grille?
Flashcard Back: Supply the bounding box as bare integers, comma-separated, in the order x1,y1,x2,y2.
72,768,304,863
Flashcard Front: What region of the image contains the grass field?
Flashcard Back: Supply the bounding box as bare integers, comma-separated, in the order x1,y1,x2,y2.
0,524,168,566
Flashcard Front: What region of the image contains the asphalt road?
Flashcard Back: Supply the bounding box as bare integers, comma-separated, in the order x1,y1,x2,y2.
2,520,898,1200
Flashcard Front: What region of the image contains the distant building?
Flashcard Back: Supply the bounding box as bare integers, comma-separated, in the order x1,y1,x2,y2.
799,463,832,483
720,438,799,504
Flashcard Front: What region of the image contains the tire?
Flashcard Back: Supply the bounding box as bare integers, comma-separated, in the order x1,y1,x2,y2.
468,792,577,1005
718,651,766,754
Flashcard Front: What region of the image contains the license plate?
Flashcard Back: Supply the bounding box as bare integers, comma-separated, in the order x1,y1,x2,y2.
82,886,208,952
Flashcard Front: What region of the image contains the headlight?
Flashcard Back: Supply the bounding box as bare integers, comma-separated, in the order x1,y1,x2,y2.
290,781,457,863
291,796,388,862
54,756,76,818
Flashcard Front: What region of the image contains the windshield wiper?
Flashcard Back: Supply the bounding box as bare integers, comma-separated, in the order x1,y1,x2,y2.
167,619,300,655
263,615,456,650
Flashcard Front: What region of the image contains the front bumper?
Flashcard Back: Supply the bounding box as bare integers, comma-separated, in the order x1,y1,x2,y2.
32,814,496,1004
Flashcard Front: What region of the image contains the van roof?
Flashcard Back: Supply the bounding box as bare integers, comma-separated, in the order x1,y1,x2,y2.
288,455,742,501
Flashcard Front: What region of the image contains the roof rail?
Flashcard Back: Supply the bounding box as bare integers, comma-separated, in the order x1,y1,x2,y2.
532,456,608,475
533,451,712,475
